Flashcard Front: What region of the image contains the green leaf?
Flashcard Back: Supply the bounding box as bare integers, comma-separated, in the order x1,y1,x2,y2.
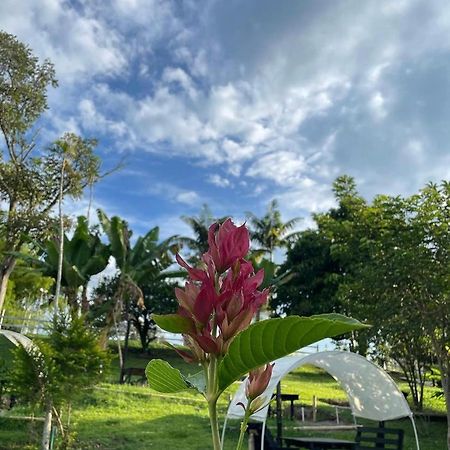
186,371,206,394
218,314,369,391
152,314,194,333
146,359,190,393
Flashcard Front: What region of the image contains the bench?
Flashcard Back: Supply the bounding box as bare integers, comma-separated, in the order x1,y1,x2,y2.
355,426,404,450
122,367,146,384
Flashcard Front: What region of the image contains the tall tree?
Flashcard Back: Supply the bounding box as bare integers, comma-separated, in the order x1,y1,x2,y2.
46,134,101,312
0,32,101,314
320,178,449,441
0,31,56,313
246,199,301,261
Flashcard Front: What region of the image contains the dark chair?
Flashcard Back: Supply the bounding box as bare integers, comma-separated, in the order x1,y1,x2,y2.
355,426,404,450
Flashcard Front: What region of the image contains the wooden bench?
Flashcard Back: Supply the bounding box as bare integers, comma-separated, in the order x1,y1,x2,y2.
122,367,146,384
355,426,404,450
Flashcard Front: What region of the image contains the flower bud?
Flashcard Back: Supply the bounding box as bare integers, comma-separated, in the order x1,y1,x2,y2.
245,363,274,400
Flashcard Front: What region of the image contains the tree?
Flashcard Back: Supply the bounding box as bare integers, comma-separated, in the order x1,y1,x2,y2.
317,178,449,443
11,313,109,449
246,199,301,261
22,216,110,311
0,31,57,313
0,32,101,315
96,210,179,373
94,274,178,353
47,133,101,313
179,204,226,261
272,229,343,317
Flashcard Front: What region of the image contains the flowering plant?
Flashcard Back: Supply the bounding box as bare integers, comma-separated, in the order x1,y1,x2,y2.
146,219,367,450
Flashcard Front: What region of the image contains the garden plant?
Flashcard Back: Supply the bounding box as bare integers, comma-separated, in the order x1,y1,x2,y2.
146,219,367,449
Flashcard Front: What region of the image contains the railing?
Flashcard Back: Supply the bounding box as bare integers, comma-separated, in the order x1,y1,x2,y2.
0,312,50,334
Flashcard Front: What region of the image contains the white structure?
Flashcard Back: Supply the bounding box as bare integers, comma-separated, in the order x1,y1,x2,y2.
0,329,35,351
223,351,420,450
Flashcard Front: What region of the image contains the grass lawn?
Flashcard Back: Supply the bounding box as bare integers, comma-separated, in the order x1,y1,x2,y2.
0,342,447,449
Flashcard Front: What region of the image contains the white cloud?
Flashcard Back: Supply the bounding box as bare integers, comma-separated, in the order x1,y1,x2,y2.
175,191,200,205
277,179,336,214
368,91,388,120
207,174,231,187
0,0,126,82
147,182,203,206
247,151,307,186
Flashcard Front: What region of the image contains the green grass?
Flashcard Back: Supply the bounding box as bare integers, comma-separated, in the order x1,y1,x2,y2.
0,345,447,449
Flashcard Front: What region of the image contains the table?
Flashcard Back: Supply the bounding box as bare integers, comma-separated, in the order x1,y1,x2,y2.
268,393,300,419
284,436,356,449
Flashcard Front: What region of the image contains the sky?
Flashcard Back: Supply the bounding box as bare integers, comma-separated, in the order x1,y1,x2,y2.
1,0,450,241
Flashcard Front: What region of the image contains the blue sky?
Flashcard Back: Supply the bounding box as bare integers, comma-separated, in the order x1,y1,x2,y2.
1,0,450,240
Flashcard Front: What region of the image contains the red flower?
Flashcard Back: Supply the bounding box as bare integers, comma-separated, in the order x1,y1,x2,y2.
207,219,250,273
246,364,274,400
172,219,268,358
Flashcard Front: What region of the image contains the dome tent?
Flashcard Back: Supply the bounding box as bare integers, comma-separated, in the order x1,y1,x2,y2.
223,351,420,450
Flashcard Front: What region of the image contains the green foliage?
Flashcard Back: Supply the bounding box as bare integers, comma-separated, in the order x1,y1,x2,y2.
0,32,103,316
94,212,180,349
10,313,109,409
146,360,194,393
152,314,194,334
0,31,57,147
246,199,301,257
217,314,368,391
273,230,343,316
179,204,227,262
147,314,368,395
23,216,109,309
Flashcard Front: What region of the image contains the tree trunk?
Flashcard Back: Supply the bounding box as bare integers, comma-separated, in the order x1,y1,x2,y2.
120,313,131,383
81,285,89,312
54,158,66,315
0,258,17,315
41,401,53,450
439,363,450,449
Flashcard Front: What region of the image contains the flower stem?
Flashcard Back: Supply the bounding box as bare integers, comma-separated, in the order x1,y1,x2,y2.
236,408,251,450
208,397,222,450
206,355,222,450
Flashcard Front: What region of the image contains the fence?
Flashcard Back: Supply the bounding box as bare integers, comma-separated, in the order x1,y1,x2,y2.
0,312,50,335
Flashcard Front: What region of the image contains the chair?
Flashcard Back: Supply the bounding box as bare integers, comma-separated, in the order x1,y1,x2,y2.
355,426,404,449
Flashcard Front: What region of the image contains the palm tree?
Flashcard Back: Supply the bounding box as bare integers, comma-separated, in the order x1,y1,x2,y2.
179,204,227,261
246,199,301,261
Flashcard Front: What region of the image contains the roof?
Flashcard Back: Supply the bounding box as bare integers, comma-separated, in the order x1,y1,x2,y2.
226,351,412,423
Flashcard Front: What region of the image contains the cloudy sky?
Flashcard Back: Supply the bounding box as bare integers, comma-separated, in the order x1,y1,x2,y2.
1,0,450,239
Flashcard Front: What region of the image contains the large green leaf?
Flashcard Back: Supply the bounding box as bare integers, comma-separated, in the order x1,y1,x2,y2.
146,360,206,394
152,314,194,333
218,314,368,391
146,359,189,393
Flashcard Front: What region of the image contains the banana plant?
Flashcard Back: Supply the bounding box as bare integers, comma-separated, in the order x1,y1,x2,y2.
20,216,109,311
96,210,180,373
